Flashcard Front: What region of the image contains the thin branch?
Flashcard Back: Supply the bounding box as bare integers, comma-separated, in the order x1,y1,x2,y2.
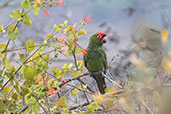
6,44,43,52
79,79,90,103
101,72,123,89
18,105,28,114
2,17,20,53
0,31,58,92
67,84,92,95
3,19,15,29
69,101,93,111
36,99,48,114
138,99,154,114
162,8,171,29
2,7,34,53
26,49,55,64
59,72,89,88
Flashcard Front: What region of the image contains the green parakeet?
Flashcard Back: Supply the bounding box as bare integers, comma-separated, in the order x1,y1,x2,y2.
84,32,107,94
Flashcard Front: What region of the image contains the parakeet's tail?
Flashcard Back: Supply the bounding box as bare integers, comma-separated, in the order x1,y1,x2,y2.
93,74,106,94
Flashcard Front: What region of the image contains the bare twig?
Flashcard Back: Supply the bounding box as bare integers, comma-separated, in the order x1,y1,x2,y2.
59,72,89,88
101,72,123,89
36,98,48,114
67,84,92,95
79,79,90,103
69,101,94,111
18,105,28,114
2,15,21,54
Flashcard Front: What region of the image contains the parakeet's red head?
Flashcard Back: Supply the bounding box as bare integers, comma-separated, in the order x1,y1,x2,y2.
96,32,107,43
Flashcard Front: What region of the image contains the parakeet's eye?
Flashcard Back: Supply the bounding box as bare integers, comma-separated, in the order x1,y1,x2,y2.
97,34,102,38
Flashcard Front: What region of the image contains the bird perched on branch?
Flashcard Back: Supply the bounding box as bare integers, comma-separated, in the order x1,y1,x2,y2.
84,32,107,94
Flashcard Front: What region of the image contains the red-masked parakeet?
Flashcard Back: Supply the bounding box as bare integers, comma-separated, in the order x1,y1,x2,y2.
84,32,107,94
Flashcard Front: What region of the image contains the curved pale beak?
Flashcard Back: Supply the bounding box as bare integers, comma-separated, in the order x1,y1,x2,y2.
102,36,107,43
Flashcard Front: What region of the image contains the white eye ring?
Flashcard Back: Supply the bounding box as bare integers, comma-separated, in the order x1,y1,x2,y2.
97,34,102,38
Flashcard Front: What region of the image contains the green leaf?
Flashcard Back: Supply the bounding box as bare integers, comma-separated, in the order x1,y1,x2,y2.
78,29,86,35
10,9,22,21
22,12,32,26
8,24,18,40
71,88,79,95
20,87,29,95
0,25,5,34
64,20,68,26
63,25,73,33
53,24,57,30
19,64,27,74
25,93,31,104
85,102,99,114
69,39,75,47
36,60,49,70
0,100,5,113
47,33,53,38
71,70,81,78
29,97,40,114
25,41,35,53
62,63,73,71
3,57,11,69
19,53,25,63
25,94,40,114
24,67,38,81
71,112,77,114
14,84,20,93
12,93,18,99
53,24,61,32
0,90,7,97
0,79,3,87
75,46,82,55
43,38,47,49
66,46,72,56
68,32,74,40
21,0,31,9
3,87,12,94
33,2,39,15
0,44,6,53
59,24,64,28
62,109,70,114
57,96,67,109
52,67,65,79
47,33,53,44
31,101,40,114
77,60,84,70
